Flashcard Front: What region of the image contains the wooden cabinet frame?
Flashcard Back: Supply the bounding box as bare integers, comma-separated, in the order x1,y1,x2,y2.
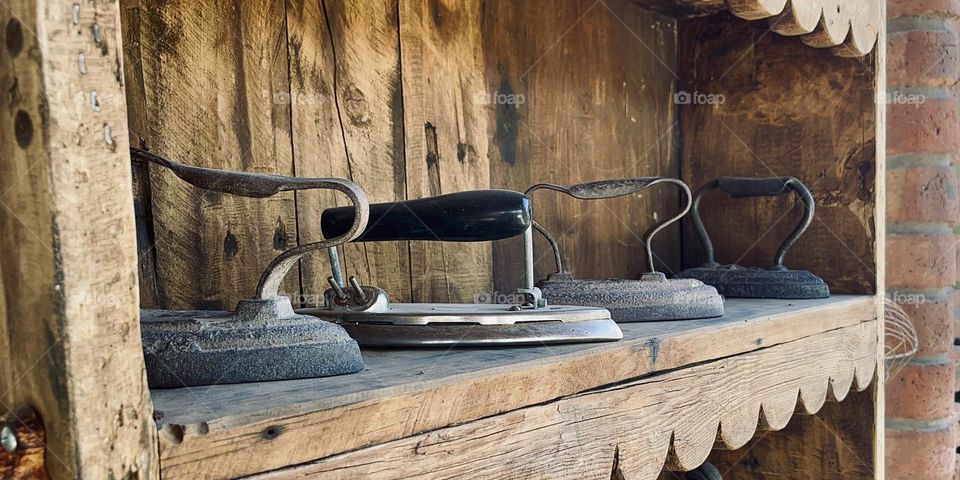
0,0,884,478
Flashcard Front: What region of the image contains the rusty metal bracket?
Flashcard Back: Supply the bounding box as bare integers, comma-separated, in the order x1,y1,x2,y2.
0,406,48,479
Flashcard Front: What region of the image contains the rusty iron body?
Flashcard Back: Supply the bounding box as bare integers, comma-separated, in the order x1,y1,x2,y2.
676,176,830,299
297,190,623,347
530,178,724,322
132,149,367,388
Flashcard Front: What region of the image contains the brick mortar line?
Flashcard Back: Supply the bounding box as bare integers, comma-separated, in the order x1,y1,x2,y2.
886,417,955,432
887,222,954,235
888,15,958,34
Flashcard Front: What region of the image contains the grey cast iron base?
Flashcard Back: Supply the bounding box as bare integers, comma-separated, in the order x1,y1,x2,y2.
538,272,725,322
676,264,830,299
141,297,363,388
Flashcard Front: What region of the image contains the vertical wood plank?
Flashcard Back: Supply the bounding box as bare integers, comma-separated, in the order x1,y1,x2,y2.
284,0,352,305
323,0,413,302
399,0,493,302
127,0,299,309
484,0,680,292
0,0,157,477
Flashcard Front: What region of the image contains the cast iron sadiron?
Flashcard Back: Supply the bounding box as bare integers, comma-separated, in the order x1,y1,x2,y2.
529,177,724,322
676,176,830,299
132,149,368,388
297,190,623,347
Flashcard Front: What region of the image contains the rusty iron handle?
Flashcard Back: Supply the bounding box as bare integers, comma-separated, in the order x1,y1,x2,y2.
525,177,692,274
690,176,815,269
131,148,370,299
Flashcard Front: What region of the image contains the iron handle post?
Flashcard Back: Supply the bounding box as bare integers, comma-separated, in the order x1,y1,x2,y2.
131,148,370,299
690,176,815,269
526,177,692,274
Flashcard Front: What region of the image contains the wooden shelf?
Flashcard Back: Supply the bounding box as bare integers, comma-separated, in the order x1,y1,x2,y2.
637,0,880,56
151,295,879,479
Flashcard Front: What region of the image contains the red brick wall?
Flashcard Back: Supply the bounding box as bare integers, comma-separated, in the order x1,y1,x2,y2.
886,1,960,478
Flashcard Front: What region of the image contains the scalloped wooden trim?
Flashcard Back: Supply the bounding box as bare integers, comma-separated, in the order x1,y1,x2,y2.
726,0,880,56
250,320,877,480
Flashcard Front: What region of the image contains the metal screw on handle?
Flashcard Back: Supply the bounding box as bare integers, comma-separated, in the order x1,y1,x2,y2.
525,177,693,274
1,425,16,453
690,176,815,270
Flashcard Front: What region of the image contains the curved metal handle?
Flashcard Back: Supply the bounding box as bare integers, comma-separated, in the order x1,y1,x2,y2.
131,148,370,299
691,176,814,269
526,177,692,273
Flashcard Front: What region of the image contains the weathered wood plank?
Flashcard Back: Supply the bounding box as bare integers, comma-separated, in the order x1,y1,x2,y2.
678,15,877,295
399,0,493,302
709,385,877,479
250,321,877,479
126,0,299,309
484,0,681,292
152,296,877,479
284,0,353,306
0,1,157,477
321,0,413,302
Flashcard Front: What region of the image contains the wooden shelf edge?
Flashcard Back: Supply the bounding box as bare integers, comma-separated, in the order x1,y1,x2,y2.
153,296,879,479
250,320,878,479
635,0,880,56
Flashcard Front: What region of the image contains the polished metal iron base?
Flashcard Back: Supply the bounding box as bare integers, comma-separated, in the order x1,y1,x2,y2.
298,303,622,347
538,272,724,322
676,265,830,299
141,298,363,388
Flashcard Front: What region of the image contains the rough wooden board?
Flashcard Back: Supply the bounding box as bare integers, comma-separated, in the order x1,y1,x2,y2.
322,0,413,302
283,0,354,306
249,321,876,480
151,296,877,479
126,0,299,309
484,0,681,293
0,1,157,478
708,385,876,479
120,0,161,308
678,16,877,295
399,0,493,303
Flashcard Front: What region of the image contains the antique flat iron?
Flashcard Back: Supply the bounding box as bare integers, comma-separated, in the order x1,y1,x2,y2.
131,149,369,387
297,190,623,347
676,176,830,299
528,178,724,322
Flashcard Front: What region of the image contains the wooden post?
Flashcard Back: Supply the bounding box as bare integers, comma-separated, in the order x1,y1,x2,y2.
0,1,157,478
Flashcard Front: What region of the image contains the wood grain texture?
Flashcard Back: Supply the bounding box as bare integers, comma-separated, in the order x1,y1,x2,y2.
250,321,877,480
151,296,877,479
321,0,414,302
678,15,877,295
284,0,354,306
709,385,877,479
124,0,299,309
0,1,157,478
484,0,681,292
399,0,493,303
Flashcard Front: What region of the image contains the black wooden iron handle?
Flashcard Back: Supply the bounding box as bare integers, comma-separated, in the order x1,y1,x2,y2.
716,176,795,197
525,177,692,274
691,176,815,269
321,190,532,243
130,148,370,299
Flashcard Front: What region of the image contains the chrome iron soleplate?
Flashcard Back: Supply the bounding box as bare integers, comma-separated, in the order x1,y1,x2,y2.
538,273,725,322
296,304,622,347
677,266,829,299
